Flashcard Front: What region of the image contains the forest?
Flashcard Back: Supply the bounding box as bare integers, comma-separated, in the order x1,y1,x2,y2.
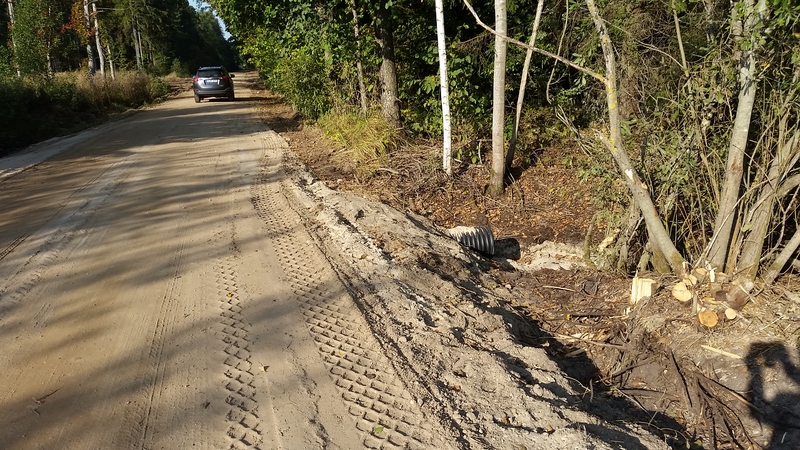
1,0,235,150
3,0,800,287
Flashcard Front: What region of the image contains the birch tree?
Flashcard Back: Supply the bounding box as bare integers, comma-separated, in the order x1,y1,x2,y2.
464,0,687,274
6,0,20,76
83,0,95,79
92,1,105,77
487,0,507,197
434,0,452,175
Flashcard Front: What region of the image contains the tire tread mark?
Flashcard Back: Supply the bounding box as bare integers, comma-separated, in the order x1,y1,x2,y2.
215,257,263,450
250,132,433,450
127,235,188,449
0,233,31,262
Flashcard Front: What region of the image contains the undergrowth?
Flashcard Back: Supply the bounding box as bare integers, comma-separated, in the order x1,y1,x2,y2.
0,72,170,156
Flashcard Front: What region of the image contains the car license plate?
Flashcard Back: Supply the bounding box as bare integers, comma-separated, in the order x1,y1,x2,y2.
205,80,218,85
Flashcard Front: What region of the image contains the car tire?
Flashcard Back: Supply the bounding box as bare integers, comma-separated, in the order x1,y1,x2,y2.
194,94,201,103
228,92,235,101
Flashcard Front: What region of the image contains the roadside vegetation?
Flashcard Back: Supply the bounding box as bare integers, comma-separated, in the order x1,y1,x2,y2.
211,0,800,289
0,72,170,155
1,0,235,155
5,0,797,286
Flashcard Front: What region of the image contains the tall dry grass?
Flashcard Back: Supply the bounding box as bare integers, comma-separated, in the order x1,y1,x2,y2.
1,71,170,155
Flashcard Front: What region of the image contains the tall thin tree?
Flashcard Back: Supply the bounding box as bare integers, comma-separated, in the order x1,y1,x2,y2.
488,0,507,197
506,0,544,170
434,0,452,175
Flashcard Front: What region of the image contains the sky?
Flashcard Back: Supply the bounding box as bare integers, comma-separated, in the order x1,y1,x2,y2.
192,0,231,39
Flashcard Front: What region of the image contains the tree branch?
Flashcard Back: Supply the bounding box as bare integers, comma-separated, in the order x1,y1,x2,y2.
461,0,605,83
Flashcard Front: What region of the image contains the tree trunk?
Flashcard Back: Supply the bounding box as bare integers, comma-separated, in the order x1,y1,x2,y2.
349,0,368,115
107,44,116,80
707,0,768,269
133,24,141,70
92,2,105,77
434,0,452,175
7,0,20,77
737,123,798,281
506,0,544,170
375,1,401,129
83,0,95,81
586,0,686,275
461,0,686,273
488,0,507,197
763,227,800,284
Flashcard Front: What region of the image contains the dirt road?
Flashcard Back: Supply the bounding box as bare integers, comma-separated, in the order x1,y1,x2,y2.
0,74,444,449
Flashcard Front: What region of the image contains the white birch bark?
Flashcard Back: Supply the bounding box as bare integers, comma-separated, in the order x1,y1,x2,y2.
83,0,96,82
488,0,507,196
7,0,20,76
463,0,686,274
92,2,105,77
434,0,452,175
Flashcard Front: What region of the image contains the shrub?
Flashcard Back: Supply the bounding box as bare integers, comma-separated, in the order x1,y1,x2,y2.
269,47,332,120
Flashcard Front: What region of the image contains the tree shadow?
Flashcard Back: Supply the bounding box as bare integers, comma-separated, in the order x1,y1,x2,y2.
746,341,800,449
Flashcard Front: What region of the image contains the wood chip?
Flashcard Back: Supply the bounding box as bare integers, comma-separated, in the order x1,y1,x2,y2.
672,281,692,302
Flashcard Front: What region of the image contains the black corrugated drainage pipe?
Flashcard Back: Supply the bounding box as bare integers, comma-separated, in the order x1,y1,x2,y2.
447,226,495,256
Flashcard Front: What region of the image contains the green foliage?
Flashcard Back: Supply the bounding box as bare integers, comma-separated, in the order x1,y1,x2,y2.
12,0,64,76
269,47,332,120
0,47,16,77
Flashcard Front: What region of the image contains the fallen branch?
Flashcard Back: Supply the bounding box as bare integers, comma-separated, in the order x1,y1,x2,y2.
700,344,743,360
461,0,605,82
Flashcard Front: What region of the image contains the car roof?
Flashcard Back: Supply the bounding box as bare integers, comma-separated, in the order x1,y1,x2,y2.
198,66,226,70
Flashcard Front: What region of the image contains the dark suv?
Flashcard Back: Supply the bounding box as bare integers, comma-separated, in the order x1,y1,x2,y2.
192,66,235,102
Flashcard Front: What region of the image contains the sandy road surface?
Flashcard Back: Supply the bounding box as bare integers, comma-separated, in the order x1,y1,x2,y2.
0,73,445,450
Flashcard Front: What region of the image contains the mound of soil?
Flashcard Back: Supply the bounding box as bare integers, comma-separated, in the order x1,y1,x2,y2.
249,82,800,449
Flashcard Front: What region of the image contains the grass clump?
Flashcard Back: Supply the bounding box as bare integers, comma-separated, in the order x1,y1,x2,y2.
0,71,172,157
318,110,401,180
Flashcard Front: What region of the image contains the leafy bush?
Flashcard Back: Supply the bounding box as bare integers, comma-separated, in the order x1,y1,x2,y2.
146,77,170,99
170,60,191,78
269,47,333,120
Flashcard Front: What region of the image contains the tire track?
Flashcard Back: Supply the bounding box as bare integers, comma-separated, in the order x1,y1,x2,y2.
0,233,30,262
215,256,264,450
131,234,189,449
250,131,435,450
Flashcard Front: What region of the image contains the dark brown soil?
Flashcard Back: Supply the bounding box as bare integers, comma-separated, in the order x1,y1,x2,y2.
249,83,800,450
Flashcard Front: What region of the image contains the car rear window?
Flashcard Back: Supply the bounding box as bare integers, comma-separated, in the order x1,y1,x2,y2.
197,69,224,78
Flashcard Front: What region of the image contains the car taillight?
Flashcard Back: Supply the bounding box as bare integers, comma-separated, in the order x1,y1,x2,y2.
221,76,229,81
193,77,199,82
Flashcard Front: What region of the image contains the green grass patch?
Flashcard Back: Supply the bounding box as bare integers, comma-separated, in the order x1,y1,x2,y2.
318,109,401,180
